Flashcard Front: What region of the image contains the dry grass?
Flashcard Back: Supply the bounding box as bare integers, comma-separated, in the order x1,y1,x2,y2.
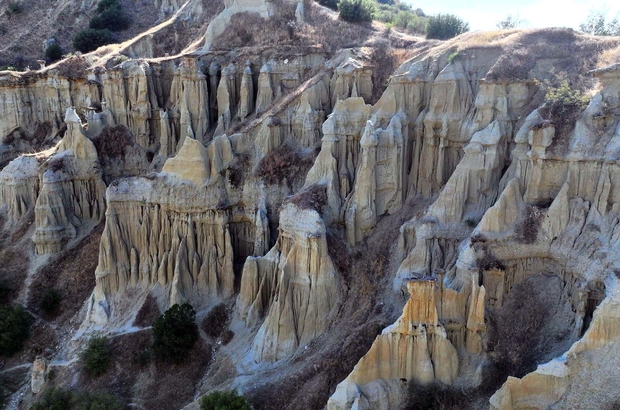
598,44,620,67
27,223,103,324
56,56,89,80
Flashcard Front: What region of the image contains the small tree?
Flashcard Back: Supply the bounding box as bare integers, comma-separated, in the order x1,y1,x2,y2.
6,1,22,15
97,0,121,13
426,13,469,40
152,303,199,363
89,8,130,31
29,387,73,410
73,29,113,53
316,0,338,11
496,14,525,29
81,336,112,377
199,391,251,410
0,304,31,357
40,289,62,315
579,10,620,36
338,0,376,23
45,44,63,62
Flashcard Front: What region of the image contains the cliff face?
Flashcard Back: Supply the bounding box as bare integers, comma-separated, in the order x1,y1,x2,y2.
3,8,620,410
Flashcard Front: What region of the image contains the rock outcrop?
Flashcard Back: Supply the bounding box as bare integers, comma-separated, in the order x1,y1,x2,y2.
32,108,106,254
327,279,459,410
238,201,340,362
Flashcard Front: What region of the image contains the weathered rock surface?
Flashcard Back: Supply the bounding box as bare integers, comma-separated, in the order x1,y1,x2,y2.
238,201,340,362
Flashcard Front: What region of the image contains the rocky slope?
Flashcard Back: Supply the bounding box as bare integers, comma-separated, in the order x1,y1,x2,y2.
1,1,620,409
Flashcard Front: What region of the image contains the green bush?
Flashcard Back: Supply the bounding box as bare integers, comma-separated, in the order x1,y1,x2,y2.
29,388,124,410
81,336,112,377
0,304,31,357
152,303,199,363
40,289,62,315
29,387,73,410
199,391,251,410
96,0,121,13
73,29,113,53
71,391,124,410
45,43,63,62
0,280,11,304
338,0,375,23
426,13,469,40
316,0,338,10
89,8,130,31
543,81,590,111
6,1,22,15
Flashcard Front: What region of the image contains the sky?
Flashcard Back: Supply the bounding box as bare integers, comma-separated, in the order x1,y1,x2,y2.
406,0,620,31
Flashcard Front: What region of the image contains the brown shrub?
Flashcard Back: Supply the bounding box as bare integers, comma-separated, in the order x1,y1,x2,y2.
287,184,327,213
222,152,251,188
93,125,133,159
202,303,229,338
57,56,89,80
132,294,161,328
46,156,65,173
220,329,234,345
255,146,314,187
326,229,351,279
404,381,471,410
369,38,396,103
514,204,543,244
475,246,505,271
486,275,555,378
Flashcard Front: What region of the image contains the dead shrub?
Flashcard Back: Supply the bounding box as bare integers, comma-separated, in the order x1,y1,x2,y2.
132,293,161,328
57,56,89,80
486,276,554,378
514,204,543,244
404,381,471,410
46,156,65,173
255,146,314,187
369,38,396,103
287,184,327,213
222,152,251,188
220,329,234,345
474,244,505,271
326,229,351,279
93,125,133,159
202,303,229,338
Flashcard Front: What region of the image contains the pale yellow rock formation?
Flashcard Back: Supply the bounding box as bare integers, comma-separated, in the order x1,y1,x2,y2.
169,57,210,146
327,279,459,410
84,134,241,327
0,155,41,225
33,108,106,254
237,202,340,362
31,357,48,394
102,61,154,148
